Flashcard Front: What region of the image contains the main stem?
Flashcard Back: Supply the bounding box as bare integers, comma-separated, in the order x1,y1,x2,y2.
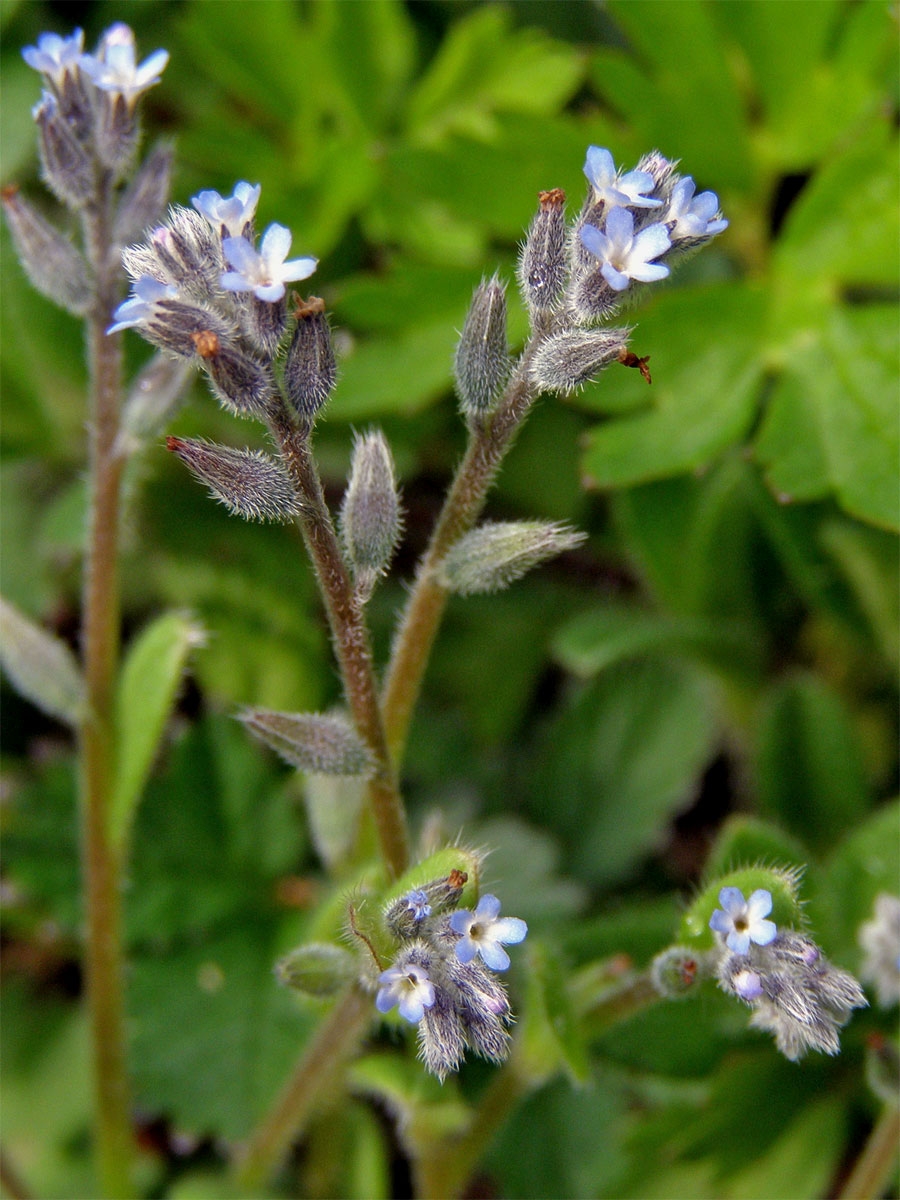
271,410,409,880
381,352,539,762
79,172,134,1197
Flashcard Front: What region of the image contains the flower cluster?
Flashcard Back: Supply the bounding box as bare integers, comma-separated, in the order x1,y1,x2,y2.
710,887,866,1060
373,877,527,1080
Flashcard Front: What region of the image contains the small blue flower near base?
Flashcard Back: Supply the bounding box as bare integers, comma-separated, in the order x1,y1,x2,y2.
666,177,728,239
583,146,662,209
580,207,671,292
80,23,169,104
406,889,431,921
450,895,527,971
375,962,436,1024
710,887,777,955
107,275,178,334
221,223,317,303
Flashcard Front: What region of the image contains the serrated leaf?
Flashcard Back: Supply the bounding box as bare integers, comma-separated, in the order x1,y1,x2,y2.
240,708,374,776
0,595,84,726
110,612,203,848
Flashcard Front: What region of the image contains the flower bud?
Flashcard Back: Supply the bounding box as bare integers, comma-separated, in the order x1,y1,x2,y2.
94,91,139,177
33,93,93,208
283,297,337,425
529,328,630,394
166,437,302,523
238,707,374,776
276,943,356,998
650,946,705,999
114,141,174,246
340,430,402,596
518,189,568,318
454,275,510,420
1,185,91,314
634,150,679,205
121,353,193,446
436,521,586,596
247,293,287,358
191,330,275,419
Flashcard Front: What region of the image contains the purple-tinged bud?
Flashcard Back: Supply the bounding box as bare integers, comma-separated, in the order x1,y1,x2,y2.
2,184,90,314
114,141,173,246
238,707,373,775
340,430,402,597
529,327,630,394
191,329,275,419
32,93,93,208
166,437,302,523
276,943,356,998
518,188,568,319
436,520,586,596
283,296,337,425
454,274,510,421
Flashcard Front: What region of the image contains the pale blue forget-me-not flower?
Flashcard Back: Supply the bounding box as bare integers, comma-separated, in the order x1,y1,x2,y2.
579,207,671,292
449,894,527,971
22,28,84,85
666,177,729,239
80,23,169,104
376,962,436,1023
107,275,178,334
221,223,317,303
193,182,262,240
710,887,777,955
583,146,662,209
406,889,432,921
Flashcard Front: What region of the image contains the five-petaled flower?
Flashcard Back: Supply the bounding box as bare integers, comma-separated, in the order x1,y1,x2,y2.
666,177,728,239
710,887,777,955
107,275,178,334
80,23,169,103
193,182,262,240
583,146,662,210
579,207,671,292
375,962,436,1024
406,889,432,921
22,28,84,85
221,223,317,303
449,894,527,971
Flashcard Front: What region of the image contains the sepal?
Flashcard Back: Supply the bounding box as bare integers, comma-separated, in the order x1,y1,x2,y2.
436,521,586,596
283,296,337,424
239,708,374,776
529,328,630,394
166,437,301,522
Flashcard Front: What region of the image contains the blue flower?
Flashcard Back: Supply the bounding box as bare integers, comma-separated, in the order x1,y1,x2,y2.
221,223,317,303
107,275,178,334
80,23,168,104
666,177,728,239
709,887,777,955
579,206,671,292
192,182,262,240
22,28,84,84
406,889,432,921
375,962,436,1024
449,895,527,972
583,146,662,209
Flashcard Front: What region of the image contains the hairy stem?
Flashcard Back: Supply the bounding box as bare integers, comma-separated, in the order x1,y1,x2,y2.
233,987,371,1194
270,408,409,880
381,351,539,762
837,1104,900,1200
79,171,134,1197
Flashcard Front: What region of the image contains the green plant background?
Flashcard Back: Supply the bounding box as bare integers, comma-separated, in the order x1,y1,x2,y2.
1,1,898,1196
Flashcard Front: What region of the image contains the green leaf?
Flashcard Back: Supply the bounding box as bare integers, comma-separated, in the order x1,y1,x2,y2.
329,320,457,419
754,305,900,531
0,595,84,726
755,673,871,850
581,284,766,489
702,815,811,883
111,612,203,848
680,864,805,952
519,941,589,1085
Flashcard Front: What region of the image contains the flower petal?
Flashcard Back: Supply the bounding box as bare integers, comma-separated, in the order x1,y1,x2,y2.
600,263,630,291
480,942,511,971
279,256,318,283
222,236,258,273
718,886,746,914
747,889,773,920
633,222,671,260
454,938,477,965
628,262,669,283
604,205,634,247
753,919,777,947
579,223,608,259
260,222,292,265
584,146,615,188
493,917,527,945
476,894,502,921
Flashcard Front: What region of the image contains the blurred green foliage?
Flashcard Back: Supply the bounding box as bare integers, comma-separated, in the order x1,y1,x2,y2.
1,1,898,1196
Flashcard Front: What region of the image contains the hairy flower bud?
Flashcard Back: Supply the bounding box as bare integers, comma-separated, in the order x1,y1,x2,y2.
2,185,90,314
191,329,274,419
518,188,568,319
247,293,287,358
454,275,510,420
283,297,337,424
436,521,586,596
114,141,174,246
32,93,93,207
239,708,374,776
94,91,139,177
340,430,402,596
650,946,705,999
529,328,630,394
634,149,679,205
120,353,193,447
276,943,356,998
166,437,302,523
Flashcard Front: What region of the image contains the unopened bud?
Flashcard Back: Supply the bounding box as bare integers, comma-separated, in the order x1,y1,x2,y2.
191,330,274,419
518,189,568,317
239,708,374,776
283,297,337,424
114,141,174,246
276,943,355,998
248,294,287,358
2,185,90,314
95,92,138,177
166,437,302,523
529,328,630,394
436,521,586,596
340,430,402,594
385,871,470,941
454,275,510,420
650,946,705,999
635,150,679,203
33,93,93,208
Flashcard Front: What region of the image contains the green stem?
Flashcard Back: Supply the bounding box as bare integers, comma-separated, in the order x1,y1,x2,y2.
270,408,409,880
78,171,134,1198
838,1105,900,1200
381,352,539,762
233,987,371,1194
0,1146,32,1200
